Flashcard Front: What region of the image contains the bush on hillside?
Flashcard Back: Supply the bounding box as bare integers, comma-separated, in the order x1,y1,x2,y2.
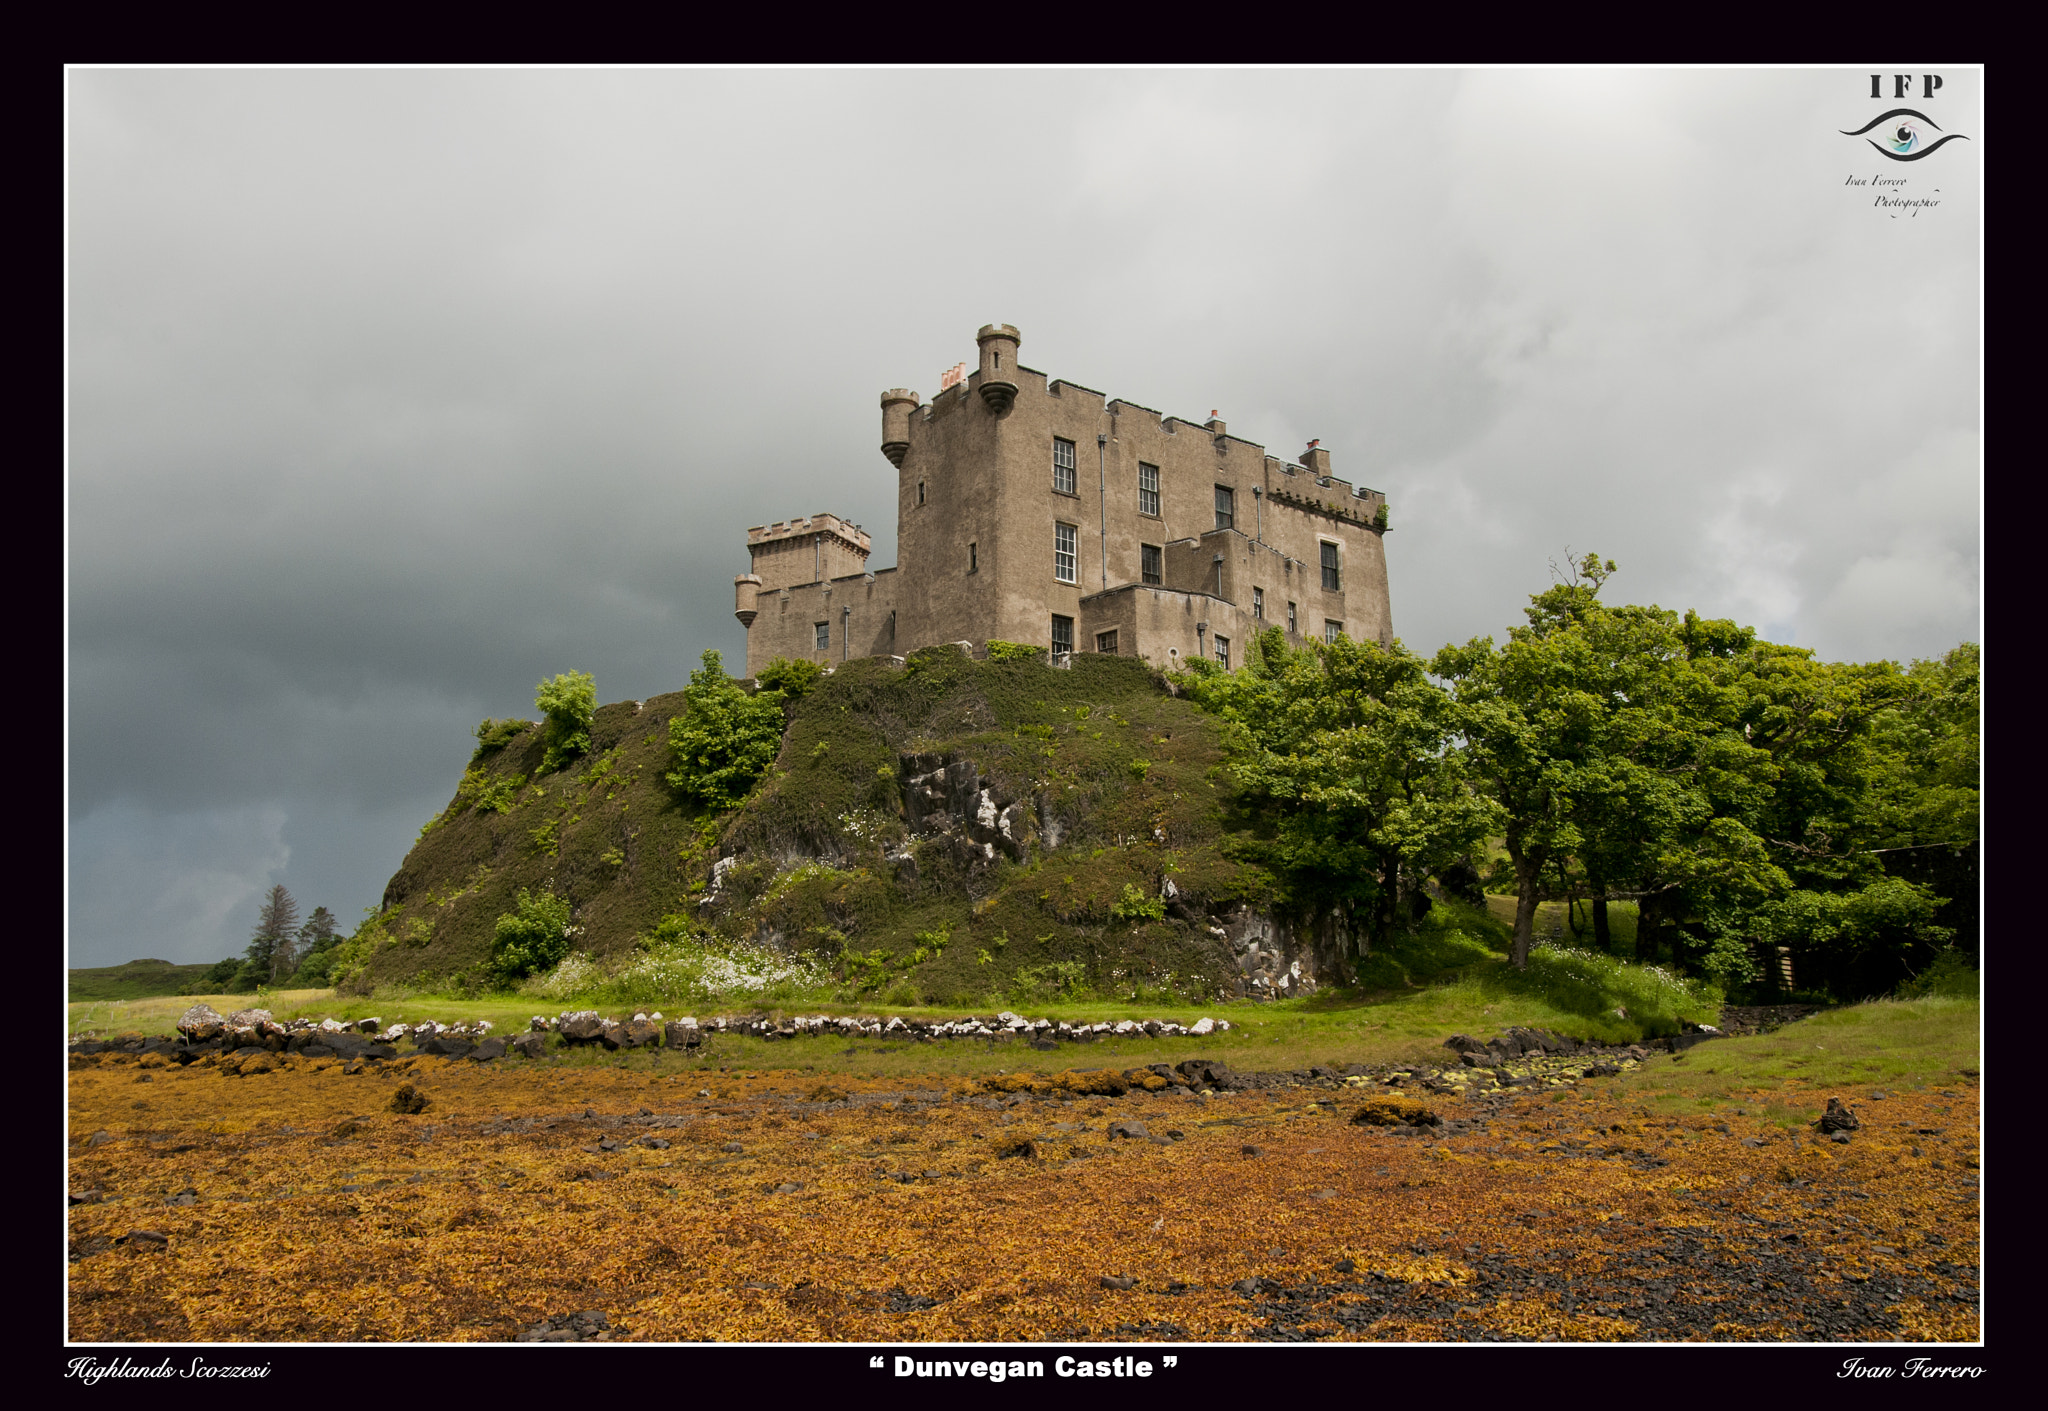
471,716,529,760
666,650,787,810
490,887,577,983
535,671,597,774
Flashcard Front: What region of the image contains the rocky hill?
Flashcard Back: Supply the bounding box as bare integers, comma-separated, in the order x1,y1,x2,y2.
353,646,1332,1005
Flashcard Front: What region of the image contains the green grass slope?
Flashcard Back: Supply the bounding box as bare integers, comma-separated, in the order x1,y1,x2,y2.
354,648,1267,1002
67,958,221,1002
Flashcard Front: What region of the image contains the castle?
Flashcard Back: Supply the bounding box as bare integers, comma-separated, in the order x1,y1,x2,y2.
733,324,1391,677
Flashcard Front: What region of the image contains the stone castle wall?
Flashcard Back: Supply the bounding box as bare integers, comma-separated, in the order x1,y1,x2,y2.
737,327,1393,677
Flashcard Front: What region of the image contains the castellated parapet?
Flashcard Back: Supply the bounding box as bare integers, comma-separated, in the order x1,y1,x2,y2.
733,326,1392,678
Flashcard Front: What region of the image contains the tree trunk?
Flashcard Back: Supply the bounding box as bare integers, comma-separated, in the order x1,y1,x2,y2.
1591,879,1611,954
1508,845,1540,970
1635,893,1661,965
1377,857,1398,951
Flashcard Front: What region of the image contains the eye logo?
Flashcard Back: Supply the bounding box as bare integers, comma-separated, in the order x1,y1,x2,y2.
1841,108,1969,161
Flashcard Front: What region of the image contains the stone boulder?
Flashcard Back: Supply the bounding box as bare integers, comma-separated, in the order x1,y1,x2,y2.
468,1037,509,1062
663,1020,701,1050
557,1011,605,1045
1817,1097,1861,1134
177,1004,226,1043
387,1083,430,1115
511,1032,548,1060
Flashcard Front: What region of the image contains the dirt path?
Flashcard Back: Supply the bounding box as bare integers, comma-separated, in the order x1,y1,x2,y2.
67,1053,1979,1343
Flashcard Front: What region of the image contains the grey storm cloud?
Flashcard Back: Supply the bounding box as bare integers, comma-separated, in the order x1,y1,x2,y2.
66,67,1982,966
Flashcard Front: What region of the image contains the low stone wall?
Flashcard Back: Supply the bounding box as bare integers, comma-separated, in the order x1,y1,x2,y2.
66,1004,1242,1068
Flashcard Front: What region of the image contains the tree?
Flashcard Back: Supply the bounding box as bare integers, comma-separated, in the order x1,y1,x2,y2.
1433,556,1783,974
535,670,597,773
246,884,301,985
666,650,794,810
1183,628,1498,957
283,906,340,984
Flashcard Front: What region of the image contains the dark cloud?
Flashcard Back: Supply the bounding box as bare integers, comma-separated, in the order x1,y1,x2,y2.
67,68,1981,965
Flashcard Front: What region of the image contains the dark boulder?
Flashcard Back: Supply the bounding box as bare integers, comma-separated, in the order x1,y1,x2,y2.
1817,1098,1861,1134
511,1032,548,1060
468,1037,509,1062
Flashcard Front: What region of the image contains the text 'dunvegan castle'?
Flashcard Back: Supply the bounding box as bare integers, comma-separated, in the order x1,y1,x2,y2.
734,324,1391,676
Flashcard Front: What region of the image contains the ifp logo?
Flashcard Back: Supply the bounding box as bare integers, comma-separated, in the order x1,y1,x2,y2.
1843,75,1970,162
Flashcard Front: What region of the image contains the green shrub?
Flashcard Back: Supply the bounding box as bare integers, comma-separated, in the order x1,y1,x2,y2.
1109,882,1166,922
490,887,577,983
985,640,1046,663
200,956,242,991
455,765,526,815
756,657,824,705
535,671,597,774
471,717,529,760
667,649,786,810
1896,949,1979,999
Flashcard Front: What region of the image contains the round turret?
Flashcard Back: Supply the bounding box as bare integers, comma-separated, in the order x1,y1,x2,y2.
880,388,919,467
734,574,762,628
975,324,1020,414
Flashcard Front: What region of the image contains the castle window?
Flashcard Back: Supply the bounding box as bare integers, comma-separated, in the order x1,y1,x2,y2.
1321,541,1341,591
1053,438,1077,495
1288,601,1297,634
1054,523,1077,583
968,542,977,574
1325,619,1343,644
1214,634,1230,669
1253,587,1264,620
1096,630,1118,655
815,622,830,651
1141,544,1162,585
918,480,926,506
1138,462,1160,517
1214,485,1235,531
1051,615,1074,660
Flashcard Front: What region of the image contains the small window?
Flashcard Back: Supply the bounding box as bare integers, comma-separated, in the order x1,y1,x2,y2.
1253,587,1264,620
1053,437,1077,495
1096,630,1118,655
1054,523,1077,583
1141,544,1162,585
1214,634,1230,669
1215,485,1235,531
1325,619,1343,644
1288,601,1297,634
969,542,977,574
815,622,830,651
1138,462,1160,517
1051,615,1074,660
918,480,926,506
1321,540,1340,591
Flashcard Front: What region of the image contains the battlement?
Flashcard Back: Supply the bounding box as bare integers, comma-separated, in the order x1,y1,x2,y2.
747,513,871,555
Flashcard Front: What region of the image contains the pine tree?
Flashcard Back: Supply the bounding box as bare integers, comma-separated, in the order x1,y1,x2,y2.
246,885,301,985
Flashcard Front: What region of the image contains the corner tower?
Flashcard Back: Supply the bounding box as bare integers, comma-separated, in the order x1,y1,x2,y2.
975,323,1020,414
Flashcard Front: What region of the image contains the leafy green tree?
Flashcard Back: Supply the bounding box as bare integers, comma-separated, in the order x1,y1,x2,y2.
1184,628,1498,957
1435,556,1783,975
535,670,597,773
245,884,301,984
490,887,576,982
666,650,791,810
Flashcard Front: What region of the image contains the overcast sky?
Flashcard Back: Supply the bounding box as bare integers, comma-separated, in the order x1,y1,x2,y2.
67,68,1982,967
